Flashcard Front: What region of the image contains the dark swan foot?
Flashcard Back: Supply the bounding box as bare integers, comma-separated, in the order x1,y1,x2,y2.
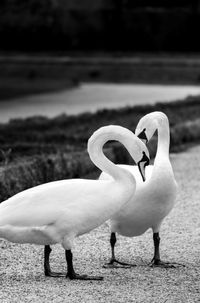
44,245,66,277
103,258,136,269
45,270,66,277
66,272,103,280
149,259,185,268
65,249,103,280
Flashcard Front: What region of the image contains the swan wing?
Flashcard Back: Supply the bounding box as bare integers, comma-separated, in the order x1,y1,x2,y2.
0,178,131,229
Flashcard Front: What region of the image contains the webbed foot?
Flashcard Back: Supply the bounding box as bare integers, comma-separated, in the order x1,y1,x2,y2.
149,259,185,268
66,272,103,280
45,270,66,277
103,258,135,269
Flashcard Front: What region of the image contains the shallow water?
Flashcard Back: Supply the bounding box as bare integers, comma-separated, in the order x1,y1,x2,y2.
1,83,200,123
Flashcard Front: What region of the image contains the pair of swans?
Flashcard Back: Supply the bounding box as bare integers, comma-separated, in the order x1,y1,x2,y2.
100,111,178,268
0,125,149,280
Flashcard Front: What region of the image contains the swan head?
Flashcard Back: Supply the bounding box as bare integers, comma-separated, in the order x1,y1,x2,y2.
135,111,168,143
125,135,150,182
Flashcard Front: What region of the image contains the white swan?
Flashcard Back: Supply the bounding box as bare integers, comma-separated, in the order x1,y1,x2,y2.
0,125,149,280
100,112,178,268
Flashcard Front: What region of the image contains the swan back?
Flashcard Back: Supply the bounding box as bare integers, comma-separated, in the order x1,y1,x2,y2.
0,179,133,232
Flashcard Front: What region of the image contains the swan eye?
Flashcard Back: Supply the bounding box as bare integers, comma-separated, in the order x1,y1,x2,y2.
137,128,148,144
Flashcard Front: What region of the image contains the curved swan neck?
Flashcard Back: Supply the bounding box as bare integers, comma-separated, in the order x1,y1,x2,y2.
155,116,170,160
88,127,134,181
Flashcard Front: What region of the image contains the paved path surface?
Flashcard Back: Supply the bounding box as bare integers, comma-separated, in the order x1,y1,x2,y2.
0,146,200,302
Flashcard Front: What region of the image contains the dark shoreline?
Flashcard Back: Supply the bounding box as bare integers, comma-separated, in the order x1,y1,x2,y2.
1,54,200,101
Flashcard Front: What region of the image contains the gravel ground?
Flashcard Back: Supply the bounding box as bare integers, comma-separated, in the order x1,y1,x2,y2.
0,145,200,303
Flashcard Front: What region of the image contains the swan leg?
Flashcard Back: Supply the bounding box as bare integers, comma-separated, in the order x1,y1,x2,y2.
44,245,65,277
150,233,184,268
103,232,135,268
65,250,103,280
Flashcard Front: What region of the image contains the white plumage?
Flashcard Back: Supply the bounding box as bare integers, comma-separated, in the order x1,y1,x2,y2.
100,112,178,268
0,125,149,279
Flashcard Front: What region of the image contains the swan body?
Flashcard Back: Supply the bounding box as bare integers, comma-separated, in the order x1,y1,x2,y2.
0,125,149,279
109,161,176,237
0,179,133,245
100,112,177,267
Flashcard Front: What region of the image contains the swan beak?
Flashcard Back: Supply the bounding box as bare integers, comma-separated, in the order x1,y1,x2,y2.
138,161,146,182
137,152,150,182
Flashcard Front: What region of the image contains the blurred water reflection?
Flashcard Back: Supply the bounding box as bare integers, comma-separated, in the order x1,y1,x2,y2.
0,83,200,123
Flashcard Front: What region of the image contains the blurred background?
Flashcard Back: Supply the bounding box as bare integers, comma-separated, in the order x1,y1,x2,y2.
1,0,200,52
1,0,200,119
0,0,200,200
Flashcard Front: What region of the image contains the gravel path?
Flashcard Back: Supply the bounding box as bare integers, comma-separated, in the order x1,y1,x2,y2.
0,146,200,303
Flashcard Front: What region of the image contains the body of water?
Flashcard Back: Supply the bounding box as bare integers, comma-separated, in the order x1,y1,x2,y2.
1,83,200,123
